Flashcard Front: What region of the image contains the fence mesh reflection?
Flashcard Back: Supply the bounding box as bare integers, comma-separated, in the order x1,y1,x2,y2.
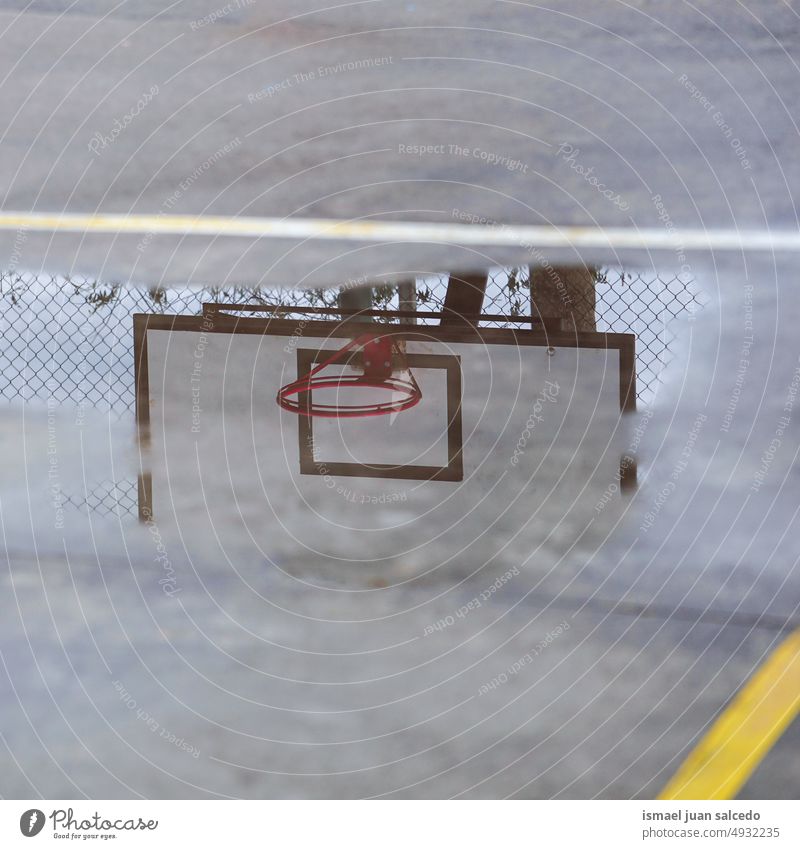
0,268,705,517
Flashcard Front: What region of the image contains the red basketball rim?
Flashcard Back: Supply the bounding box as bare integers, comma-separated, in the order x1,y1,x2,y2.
276,333,422,418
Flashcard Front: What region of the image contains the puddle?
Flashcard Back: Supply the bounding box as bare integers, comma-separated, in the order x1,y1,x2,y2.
0,266,705,589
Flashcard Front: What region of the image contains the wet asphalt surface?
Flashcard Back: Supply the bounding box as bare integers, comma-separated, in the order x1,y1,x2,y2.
0,1,798,798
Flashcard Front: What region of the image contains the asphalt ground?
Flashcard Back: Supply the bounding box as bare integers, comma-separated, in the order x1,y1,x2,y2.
0,0,797,283
0,1,798,799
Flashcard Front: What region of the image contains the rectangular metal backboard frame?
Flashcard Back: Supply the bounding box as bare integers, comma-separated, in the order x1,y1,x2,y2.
133,310,636,521
294,346,464,482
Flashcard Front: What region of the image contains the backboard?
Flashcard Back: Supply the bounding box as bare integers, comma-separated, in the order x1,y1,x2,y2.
134,306,635,565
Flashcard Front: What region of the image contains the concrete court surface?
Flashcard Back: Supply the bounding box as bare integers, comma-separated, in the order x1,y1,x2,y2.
0,0,797,283
0,1,799,799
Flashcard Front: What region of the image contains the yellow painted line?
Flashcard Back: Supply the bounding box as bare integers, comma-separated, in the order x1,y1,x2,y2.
659,628,800,800
1,211,800,251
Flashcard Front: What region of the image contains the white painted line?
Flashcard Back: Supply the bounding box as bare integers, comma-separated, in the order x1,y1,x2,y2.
0,211,798,252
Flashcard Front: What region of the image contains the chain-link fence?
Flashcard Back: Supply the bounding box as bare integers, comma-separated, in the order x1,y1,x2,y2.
0,267,705,517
